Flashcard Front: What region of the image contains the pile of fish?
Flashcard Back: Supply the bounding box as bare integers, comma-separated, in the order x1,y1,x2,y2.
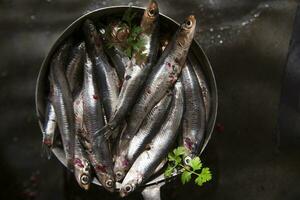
41,0,210,197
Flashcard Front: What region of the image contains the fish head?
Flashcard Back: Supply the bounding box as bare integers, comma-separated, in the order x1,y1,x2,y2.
141,0,159,33
100,173,115,192
114,155,130,181
177,15,196,48
119,181,137,197
82,19,102,55
109,22,130,44
74,158,91,190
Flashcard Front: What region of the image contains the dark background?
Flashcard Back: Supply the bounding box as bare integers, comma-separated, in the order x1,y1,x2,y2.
1,0,300,199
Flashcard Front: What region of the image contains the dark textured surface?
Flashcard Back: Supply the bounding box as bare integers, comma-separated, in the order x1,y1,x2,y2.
0,0,299,199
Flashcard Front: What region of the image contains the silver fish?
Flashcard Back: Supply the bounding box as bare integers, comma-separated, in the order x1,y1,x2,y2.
98,0,160,139
114,92,172,181
122,15,196,143
180,61,206,157
120,81,184,197
81,53,115,192
42,42,85,152
188,53,211,121
83,19,120,127
73,91,91,190
49,41,75,170
42,102,56,150
65,42,85,96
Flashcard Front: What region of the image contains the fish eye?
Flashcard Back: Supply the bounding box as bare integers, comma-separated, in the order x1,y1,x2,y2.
185,20,192,28
184,156,192,165
80,174,89,185
106,179,113,188
116,171,123,178
148,9,155,16
124,185,132,193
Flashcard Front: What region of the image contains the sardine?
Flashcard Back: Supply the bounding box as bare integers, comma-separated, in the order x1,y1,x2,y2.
98,0,160,139
81,53,115,192
73,91,91,190
42,42,85,152
105,21,130,80
49,41,75,170
121,15,196,143
65,42,85,96
114,92,172,181
42,102,56,150
180,61,206,157
120,81,184,197
188,53,211,121
83,19,120,127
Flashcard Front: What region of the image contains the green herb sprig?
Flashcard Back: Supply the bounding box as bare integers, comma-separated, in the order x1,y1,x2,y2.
164,146,212,186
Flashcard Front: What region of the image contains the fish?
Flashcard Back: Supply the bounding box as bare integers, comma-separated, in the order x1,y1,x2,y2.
113,92,172,181
120,15,196,143
42,42,85,154
119,81,184,197
80,52,115,192
42,101,56,153
180,61,206,158
98,0,160,139
105,21,130,81
74,136,91,190
83,19,120,128
73,91,91,190
49,41,76,170
65,42,85,96
188,53,211,121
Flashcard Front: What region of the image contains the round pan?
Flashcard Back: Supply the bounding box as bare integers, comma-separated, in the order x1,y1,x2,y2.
35,6,218,189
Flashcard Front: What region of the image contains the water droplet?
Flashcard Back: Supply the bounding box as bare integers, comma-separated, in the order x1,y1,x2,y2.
265,4,269,8
209,28,214,32
254,13,260,18
217,34,221,38
219,40,223,44
241,21,247,26
102,1,107,5
128,2,133,6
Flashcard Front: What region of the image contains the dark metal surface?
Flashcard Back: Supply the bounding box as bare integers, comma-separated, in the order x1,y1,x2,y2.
1,0,300,200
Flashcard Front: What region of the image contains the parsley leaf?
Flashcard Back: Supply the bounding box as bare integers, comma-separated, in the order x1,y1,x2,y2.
181,171,192,184
190,157,202,171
